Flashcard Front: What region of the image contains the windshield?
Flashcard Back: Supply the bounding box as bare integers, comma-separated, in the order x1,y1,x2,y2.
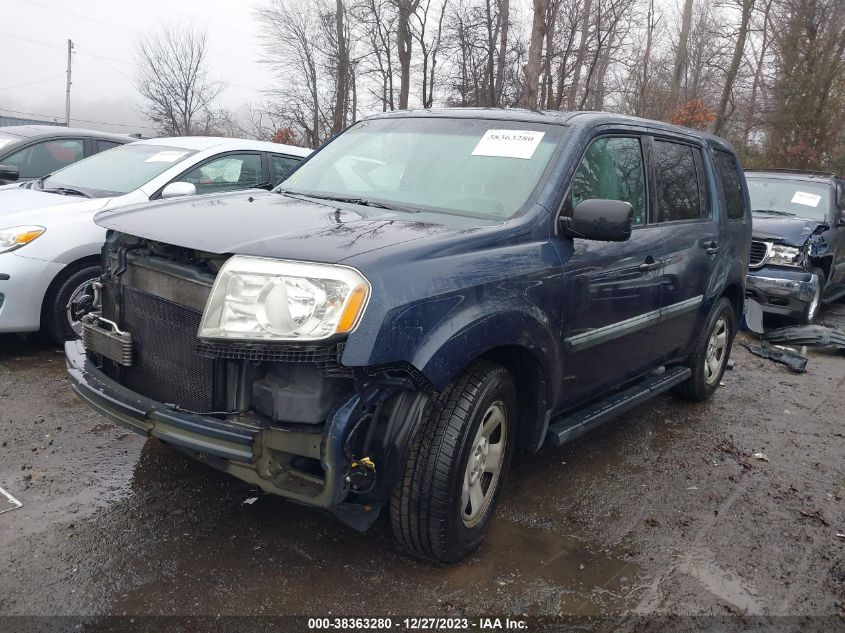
41,143,197,197
747,177,831,222
278,117,565,219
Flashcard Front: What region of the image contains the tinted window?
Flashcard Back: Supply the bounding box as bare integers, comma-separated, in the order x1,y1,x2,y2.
96,140,122,153
4,139,84,178
270,154,300,184
180,154,264,194
571,136,647,225
714,151,744,219
653,141,702,222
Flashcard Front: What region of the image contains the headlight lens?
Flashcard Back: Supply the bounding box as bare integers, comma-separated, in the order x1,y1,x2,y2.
0,225,46,254
768,244,803,267
198,256,370,341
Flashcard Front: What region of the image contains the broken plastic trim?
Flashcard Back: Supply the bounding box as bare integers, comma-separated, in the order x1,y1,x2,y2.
742,341,808,373
0,487,22,514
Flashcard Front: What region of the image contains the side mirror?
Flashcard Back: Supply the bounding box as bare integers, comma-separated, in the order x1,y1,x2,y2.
0,165,19,182
560,199,634,242
161,181,197,199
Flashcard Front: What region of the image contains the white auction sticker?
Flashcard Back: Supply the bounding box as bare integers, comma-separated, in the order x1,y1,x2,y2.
472,129,545,160
144,150,189,163
791,191,822,207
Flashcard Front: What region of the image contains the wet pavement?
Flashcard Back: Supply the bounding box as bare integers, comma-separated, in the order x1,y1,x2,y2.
1,305,844,630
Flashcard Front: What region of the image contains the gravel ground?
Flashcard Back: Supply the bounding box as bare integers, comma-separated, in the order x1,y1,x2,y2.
0,305,843,632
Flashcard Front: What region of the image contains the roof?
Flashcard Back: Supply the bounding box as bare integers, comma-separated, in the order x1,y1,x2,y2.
132,136,311,156
745,168,842,181
0,124,131,141
367,107,738,152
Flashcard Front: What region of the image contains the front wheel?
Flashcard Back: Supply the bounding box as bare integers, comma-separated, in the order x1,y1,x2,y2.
43,263,100,344
673,297,736,401
390,360,516,564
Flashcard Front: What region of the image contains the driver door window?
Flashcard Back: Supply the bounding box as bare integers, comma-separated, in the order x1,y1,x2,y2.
4,139,84,179
571,137,647,225
179,154,264,194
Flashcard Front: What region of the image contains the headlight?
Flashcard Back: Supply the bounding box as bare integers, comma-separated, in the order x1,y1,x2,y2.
0,225,46,254
768,244,803,267
198,256,370,342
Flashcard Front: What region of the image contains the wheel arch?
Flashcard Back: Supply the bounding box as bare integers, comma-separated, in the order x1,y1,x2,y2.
39,254,101,320
720,281,744,322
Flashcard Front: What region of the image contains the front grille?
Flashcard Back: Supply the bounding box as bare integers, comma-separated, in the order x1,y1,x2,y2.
120,287,215,411
749,240,769,267
195,341,351,376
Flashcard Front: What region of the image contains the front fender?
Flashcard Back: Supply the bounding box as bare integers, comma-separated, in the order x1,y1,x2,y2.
413,305,560,393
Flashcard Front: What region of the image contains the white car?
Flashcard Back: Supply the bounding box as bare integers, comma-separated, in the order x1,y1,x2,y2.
0,136,311,342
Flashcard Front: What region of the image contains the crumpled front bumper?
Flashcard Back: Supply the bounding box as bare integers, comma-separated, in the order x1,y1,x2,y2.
65,340,356,508
745,267,819,319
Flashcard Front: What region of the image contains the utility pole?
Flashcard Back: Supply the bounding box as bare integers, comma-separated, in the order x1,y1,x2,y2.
65,39,73,127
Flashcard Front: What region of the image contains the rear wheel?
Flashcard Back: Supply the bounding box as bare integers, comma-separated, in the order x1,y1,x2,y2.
43,263,100,344
390,360,515,564
673,297,735,401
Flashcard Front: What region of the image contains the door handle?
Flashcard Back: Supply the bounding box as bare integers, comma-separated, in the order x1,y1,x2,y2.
705,240,720,255
638,256,663,272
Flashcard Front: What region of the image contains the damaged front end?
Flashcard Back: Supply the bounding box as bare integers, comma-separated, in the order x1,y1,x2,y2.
66,233,431,529
745,222,829,320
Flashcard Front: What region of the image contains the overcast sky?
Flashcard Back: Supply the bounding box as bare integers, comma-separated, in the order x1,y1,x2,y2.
0,0,270,134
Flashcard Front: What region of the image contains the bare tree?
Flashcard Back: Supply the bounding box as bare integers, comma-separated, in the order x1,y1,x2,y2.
567,0,593,108
333,0,351,133
712,0,755,135
523,0,549,109
394,0,422,108
669,0,694,107
135,24,226,135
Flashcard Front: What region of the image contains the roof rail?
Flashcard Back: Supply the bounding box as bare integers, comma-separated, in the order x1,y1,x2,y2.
745,168,840,179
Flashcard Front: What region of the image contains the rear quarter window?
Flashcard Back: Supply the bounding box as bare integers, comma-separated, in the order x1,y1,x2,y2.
714,150,745,219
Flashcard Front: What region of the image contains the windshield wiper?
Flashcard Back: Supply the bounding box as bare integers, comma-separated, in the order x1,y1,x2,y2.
42,186,92,198
752,209,795,216
279,190,420,213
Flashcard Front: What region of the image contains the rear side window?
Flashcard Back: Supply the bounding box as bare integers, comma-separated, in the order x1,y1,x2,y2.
714,150,744,219
653,140,704,222
571,136,647,225
96,140,122,153
271,154,301,185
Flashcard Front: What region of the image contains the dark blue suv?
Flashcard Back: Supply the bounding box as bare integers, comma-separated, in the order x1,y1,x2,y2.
66,109,751,563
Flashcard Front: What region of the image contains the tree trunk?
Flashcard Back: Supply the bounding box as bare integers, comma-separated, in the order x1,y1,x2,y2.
742,0,772,153
669,0,694,108
494,0,510,105
713,0,754,136
636,0,656,116
396,0,417,109
523,0,548,109
333,0,349,134
567,0,593,110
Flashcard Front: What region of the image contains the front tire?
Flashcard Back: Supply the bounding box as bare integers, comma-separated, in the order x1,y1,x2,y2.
673,297,735,402
390,360,516,564
43,263,100,345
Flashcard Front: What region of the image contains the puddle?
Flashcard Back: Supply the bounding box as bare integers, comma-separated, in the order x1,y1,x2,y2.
435,519,642,615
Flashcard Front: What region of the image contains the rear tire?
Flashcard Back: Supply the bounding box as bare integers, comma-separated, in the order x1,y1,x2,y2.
673,297,735,402
390,360,516,564
799,267,825,325
43,263,100,345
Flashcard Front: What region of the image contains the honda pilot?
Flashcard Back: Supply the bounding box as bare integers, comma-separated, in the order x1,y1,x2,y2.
66,110,751,563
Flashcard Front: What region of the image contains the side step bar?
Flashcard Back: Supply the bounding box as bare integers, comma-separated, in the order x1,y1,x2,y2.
545,366,692,448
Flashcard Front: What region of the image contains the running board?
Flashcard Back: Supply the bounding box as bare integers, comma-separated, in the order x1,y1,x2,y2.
545,366,692,448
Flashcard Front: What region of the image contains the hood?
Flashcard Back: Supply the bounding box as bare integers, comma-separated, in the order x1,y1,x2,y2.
0,186,110,226
751,213,827,247
95,191,482,263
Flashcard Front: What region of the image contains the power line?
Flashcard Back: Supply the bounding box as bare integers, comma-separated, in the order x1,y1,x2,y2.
76,47,135,83
0,107,159,131
0,74,65,91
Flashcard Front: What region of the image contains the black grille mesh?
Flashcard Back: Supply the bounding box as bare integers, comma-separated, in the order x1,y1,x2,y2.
196,341,352,376
119,287,214,411
749,240,768,266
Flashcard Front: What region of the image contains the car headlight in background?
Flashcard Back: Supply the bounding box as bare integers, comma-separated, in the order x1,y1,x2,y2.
198,256,370,341
768,244,804,267
0,226,46,255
